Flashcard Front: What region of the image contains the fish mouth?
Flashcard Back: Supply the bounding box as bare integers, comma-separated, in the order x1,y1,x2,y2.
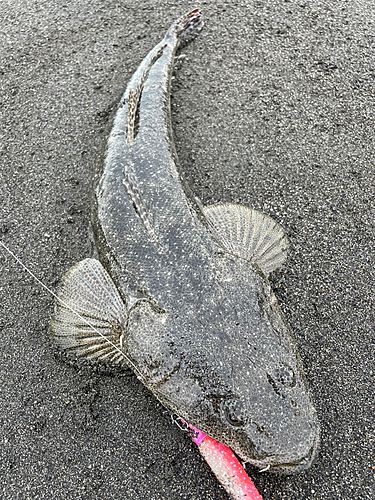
267,437,319,474
239,435,320,475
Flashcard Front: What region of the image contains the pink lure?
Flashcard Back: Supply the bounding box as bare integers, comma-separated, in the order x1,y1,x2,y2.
184,422,264,500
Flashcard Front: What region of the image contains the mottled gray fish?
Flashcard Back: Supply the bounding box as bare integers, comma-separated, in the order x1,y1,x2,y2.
51,9,319,472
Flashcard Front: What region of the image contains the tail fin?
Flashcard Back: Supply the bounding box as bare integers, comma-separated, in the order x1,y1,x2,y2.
168,9,204,40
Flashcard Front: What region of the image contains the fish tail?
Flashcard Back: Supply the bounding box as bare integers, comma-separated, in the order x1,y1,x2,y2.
167,8,204,40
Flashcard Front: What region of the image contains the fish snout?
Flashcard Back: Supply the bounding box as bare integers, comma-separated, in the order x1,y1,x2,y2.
238,414,320,474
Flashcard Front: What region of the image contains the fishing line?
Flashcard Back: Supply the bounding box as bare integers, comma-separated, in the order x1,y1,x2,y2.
0,240,145,382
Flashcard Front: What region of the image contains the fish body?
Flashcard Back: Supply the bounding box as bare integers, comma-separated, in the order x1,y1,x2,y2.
52,10,319,473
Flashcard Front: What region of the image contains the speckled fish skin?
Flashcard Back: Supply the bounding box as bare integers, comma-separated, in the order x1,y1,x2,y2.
92,10,319,473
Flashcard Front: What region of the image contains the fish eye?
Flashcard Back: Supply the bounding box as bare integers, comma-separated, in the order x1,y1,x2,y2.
221,400,245,427
226,410,244,427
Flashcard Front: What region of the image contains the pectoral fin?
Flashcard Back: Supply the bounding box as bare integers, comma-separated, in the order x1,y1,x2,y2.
203,203,288,275
51,258,128,367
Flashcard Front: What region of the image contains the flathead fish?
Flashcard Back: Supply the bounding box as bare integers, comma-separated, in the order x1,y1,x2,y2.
51,9,319,473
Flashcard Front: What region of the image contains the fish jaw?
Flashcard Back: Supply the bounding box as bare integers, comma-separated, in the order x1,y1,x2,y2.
236,432,320,474
214,392,320,475
208,392,320,475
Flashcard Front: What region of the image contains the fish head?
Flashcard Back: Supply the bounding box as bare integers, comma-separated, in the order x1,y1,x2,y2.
126,254,319,473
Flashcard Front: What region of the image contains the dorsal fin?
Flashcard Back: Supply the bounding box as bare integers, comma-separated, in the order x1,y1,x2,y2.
121,165,164,252
126,45,166,145
203,203,289,275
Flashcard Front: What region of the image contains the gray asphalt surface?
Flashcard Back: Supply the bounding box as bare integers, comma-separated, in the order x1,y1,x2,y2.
0,1,374,499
